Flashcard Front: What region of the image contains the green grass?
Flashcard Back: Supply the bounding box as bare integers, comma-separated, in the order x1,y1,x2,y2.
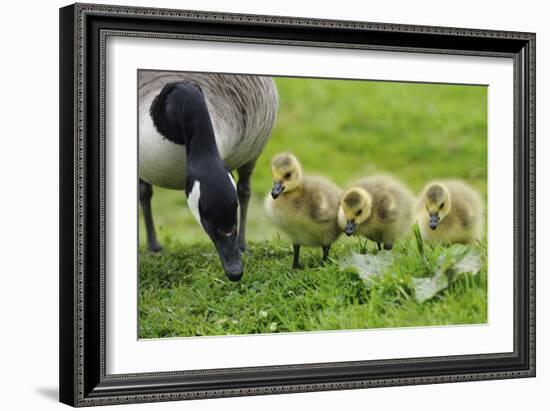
138,77,488,338
139,235,487,338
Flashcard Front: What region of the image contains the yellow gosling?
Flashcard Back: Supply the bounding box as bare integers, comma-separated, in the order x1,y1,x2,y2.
417,180,483,244
338,175,415,250
264,153,342,268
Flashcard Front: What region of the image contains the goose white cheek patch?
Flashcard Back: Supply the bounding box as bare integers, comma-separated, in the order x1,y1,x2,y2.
187,181,203,229
228,172,237,192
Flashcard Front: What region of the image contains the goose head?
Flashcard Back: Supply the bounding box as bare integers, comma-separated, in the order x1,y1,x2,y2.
270,153,303,199
187,170,242,282
338,188,373,236
422,183,451,230
151,81,243,281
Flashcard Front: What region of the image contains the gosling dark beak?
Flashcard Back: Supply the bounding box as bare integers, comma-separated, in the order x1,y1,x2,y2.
271,181,284,199
429,213,440,230
344,221,357,236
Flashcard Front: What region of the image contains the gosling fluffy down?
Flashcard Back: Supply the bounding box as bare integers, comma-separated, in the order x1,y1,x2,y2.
264,153,342,268
338,175,415,250
417,180,483,244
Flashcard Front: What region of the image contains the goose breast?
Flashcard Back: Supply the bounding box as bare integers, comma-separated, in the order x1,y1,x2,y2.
138,71,279,190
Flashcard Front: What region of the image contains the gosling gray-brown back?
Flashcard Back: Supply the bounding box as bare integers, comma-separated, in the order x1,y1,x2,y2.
264,153,342,268
417,180,483,244
337,175,415,250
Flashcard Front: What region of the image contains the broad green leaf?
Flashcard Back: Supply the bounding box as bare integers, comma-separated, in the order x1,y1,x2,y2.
413,244,482,302
454,249,482,275
412,274,449,303
339,251,394,285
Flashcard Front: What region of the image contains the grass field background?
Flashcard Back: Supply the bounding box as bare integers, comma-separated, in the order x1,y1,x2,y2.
139,77,488,338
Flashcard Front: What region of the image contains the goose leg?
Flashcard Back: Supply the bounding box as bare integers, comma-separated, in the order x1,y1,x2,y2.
139,179,162,252
236,161,255,251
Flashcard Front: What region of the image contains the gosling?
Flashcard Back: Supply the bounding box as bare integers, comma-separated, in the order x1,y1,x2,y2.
337,175,415,250
264,153,342,269
417,180,483,244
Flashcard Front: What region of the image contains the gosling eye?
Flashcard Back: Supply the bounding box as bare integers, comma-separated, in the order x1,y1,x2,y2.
284,172,291,179
439,202,445,210
356,209,363,216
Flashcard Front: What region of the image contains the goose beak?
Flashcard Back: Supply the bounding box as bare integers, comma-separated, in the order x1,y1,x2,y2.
271,181,285,199
215,235,243,282
222,260,244,282
203,221,243,281
344,221,357,236
429,213,440,230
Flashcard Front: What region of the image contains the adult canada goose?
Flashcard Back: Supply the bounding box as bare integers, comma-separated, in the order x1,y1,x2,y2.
264,153,342,268
139,71,278,281
417,180,483,244
338,175,415,250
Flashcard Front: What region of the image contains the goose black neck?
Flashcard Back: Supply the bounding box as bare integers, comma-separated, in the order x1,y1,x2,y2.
150,81,222,163
183,111,220,162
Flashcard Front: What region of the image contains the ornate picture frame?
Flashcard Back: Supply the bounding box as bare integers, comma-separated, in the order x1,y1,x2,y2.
59,3,535,407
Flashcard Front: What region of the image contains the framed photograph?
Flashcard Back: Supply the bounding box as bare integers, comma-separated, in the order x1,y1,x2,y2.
59,3,535,407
